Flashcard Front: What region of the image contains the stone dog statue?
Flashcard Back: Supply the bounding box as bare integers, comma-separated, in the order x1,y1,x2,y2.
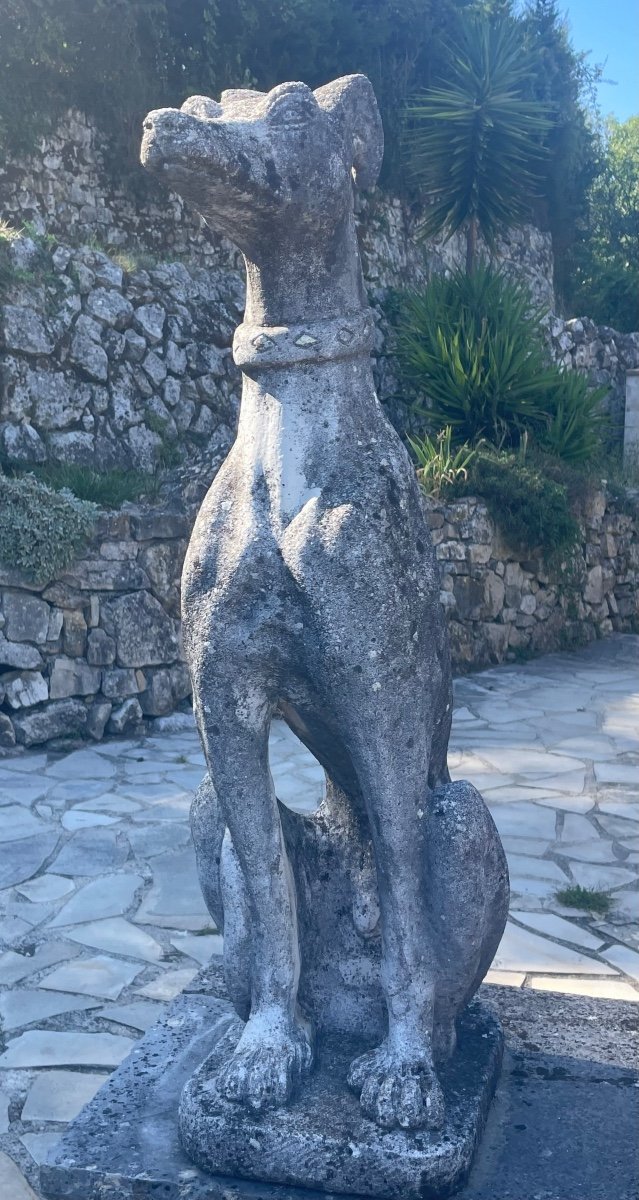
141,75,508,1137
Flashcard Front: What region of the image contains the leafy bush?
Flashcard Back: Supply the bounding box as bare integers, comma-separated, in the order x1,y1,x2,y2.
0,0,168,171
0,473,97,583
449,448,580,562
409,426,476,499
518,0,603,304
565,115,639,332
395,266,608,462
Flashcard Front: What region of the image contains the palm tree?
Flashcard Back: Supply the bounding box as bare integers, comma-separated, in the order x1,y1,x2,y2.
404,10,551,274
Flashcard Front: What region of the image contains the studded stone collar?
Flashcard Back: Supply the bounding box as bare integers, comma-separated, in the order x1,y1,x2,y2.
233,309,374,370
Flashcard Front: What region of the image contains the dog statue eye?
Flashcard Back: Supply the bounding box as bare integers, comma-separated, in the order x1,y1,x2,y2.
268,100,305,127
266,92,317,128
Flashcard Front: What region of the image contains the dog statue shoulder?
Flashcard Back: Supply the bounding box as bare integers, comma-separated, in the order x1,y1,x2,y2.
141,76,509,1195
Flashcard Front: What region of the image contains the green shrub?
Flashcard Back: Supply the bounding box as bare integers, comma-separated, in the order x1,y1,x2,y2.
450,448,580,562
409,426,477,499
394,266,608,461
0,473,97,583
564,116,639,332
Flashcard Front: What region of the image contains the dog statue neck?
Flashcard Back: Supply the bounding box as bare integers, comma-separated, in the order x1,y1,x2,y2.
235,210,372,375
242,208,366,324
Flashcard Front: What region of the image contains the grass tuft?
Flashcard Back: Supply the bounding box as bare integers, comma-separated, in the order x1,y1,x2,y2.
0,218,21,244
15,464,159,509
555,885,614,915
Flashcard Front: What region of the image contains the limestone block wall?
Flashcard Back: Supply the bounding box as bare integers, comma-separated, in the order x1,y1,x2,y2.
547,317,639,436
1,491,636,750
0,237,241,473
2,110,636,449
2,229,635,477
0,110,556,306
427,490,639,669
0,506,190,750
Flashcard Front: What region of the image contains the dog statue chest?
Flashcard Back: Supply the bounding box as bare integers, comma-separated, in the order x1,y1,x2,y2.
244,396,323,524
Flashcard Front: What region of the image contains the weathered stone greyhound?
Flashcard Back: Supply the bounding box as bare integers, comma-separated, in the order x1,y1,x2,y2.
141,75,508,1140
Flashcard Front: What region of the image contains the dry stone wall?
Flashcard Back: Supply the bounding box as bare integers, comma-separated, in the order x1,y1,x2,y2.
547,316,639,435
427,489,639,668
1,489,636,750
0,235,242,473
0,110,555,303
0,505,190,750
2,110,636,449
0,221,572,475
2,227,634,475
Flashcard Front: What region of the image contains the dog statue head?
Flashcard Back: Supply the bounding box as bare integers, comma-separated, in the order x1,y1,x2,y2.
141,75,383,255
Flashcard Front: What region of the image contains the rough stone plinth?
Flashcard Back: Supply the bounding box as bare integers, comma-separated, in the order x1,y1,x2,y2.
41,992,503,1200
180,1002,503,1198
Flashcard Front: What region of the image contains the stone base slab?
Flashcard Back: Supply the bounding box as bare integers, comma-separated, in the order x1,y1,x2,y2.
178,1003,503,1199
40,992,503,1200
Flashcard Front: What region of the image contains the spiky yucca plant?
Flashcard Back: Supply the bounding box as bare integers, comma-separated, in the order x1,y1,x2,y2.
396,265,558,448
404,11,551,273
396,265,608,463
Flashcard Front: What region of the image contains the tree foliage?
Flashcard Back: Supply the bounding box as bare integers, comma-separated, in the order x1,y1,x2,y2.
0,1,168,161
0,0,602,282
565,116,639,332
0,0,464,183
0,3,594,184
518,0,603,304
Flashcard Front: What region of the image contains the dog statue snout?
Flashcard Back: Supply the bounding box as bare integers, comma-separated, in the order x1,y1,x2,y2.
140,75,384,252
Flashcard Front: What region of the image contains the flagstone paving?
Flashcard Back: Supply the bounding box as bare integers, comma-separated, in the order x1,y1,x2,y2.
0,635,637,1195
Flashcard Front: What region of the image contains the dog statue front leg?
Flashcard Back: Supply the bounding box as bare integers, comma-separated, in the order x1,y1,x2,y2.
345,751,445,1131
198,700,313,1112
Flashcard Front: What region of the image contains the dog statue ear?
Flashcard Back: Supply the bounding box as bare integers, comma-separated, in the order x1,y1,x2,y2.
314,74,384,190
180,95,222,119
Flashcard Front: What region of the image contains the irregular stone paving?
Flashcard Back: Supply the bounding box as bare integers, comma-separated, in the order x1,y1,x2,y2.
0,636,637,1196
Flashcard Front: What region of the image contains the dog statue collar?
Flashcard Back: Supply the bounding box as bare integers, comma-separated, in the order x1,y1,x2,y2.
233,309,374,370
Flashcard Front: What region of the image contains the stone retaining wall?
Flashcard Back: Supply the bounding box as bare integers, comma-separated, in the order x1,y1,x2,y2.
2,108,637,459
0,236,241,473
547,316,639,436
0,109,556,306
1,490,636,749
427,489,639,669
0,506,189,749
2,229,636,476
